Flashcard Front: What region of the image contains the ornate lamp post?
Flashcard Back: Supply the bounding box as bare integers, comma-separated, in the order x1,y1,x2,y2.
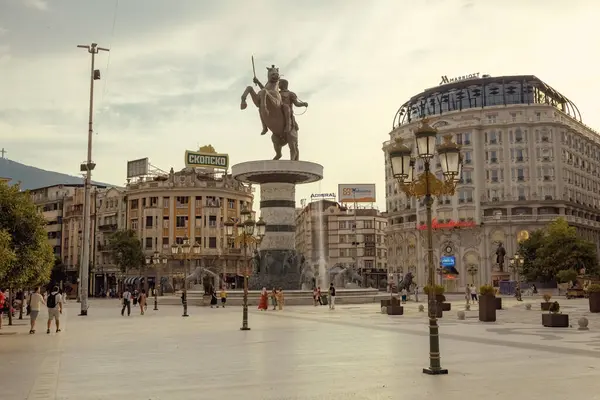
386,119,462,375
467,265,478,285
146,251,167,311
224,207,266,331
171,237,201,317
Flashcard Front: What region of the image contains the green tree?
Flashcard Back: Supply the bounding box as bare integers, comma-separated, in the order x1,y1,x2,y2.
108,230,145,275
0,182,54,325
518,218,599,282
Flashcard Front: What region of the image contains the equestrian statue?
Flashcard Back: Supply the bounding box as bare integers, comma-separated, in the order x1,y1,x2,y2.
240,58,308,161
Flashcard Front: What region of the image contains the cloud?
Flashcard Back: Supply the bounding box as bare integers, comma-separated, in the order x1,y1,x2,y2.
0,0,599,210
22,0,48,11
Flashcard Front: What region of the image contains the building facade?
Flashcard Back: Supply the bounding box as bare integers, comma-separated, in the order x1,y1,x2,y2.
94,187,127,295
295,200,388,287
30,184,106,285
384,74,600,292
125,167,254,289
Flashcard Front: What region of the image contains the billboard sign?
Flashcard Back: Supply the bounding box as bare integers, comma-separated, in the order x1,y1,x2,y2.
185,151,229,169
338,184,376,203
127,158,149,178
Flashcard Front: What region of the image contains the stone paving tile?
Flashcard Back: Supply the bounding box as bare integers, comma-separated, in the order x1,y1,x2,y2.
1,300,600,400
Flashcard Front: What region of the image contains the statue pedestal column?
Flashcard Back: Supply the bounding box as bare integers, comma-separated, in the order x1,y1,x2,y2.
232,160,323,290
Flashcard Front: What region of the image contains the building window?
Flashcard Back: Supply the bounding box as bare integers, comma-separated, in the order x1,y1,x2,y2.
131,219,138,230
162,237,169,246
145,237,152,249
150,197,158,207
208,215,217,227
364,220,374,229
339,249,347,257
208,237,217,248
365,247,375,257
163,217,169,228
227,199,235,209
364,234,375,243
486,150,498,163
130,199,139,210
163,197,169,208
364,260,374,269
339,221,346,229
464,151,473,164
145,216,153,228
176,216,188,228
339,235,346,243
176,196,189,208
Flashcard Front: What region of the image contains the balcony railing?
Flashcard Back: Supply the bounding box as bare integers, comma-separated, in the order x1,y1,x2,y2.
98,224,118,231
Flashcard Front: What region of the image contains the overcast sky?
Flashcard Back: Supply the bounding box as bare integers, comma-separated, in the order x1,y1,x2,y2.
1,0,599,209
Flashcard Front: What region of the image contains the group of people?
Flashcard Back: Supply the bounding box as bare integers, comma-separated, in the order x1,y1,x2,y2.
120,287,148,316
209,288,227,308
258,288,284,311
312,283,337,309
0,286,63,334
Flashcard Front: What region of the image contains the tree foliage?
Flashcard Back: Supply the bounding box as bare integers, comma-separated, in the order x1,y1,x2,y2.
518,218,599,282
0,182,54,288
108,230,145,274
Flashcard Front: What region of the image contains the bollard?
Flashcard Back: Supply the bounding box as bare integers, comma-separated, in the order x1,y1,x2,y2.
457,311,465,320
525,303,532,310
578,317,589,331
418,304,425,312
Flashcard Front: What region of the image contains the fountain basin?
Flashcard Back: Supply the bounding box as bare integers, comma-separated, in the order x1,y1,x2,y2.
157,288,384,306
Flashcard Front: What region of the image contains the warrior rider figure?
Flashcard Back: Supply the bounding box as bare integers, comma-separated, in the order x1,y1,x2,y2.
253,77,308,136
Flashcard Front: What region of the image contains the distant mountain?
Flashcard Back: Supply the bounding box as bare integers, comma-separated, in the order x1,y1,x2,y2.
0,158,116,190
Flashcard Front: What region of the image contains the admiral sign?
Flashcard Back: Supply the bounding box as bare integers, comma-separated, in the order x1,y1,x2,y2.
439,72,480,85
185,151,229,169
310,193,336,201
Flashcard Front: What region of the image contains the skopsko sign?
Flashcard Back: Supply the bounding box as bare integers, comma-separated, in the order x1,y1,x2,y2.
310,193,336,201
185,151,229,169
439,72,480,85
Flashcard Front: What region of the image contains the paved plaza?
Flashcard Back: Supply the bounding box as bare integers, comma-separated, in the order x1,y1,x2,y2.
1,297,600,400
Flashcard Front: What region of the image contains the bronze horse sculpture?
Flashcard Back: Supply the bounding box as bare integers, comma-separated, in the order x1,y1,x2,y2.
240,65,305,161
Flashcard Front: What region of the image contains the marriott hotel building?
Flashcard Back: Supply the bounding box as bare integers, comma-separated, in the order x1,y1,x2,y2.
383,75,600,292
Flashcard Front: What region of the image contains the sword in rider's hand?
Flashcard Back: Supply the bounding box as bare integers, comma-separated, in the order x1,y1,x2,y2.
252,55,257,86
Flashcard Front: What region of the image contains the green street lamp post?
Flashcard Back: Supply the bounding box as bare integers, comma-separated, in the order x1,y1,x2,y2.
386,119,462,375
171,237,201,317
224,207,266,331
146,251,168,311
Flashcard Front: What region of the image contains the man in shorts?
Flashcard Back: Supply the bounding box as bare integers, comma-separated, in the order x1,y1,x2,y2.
46,286,63,334
29,287,45,334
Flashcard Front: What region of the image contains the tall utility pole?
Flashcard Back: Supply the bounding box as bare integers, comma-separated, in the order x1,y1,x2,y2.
77,43,109,316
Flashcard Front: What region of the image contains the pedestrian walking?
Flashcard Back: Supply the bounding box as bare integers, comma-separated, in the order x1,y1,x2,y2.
470,284,478,303
138,289,147,315
317,286,323,305
29,287,44,334
277,288,284,310
46,286,63,334
220,287,227,308
271,288,277,311
258,287,268,310
121,287,132,316
210,289,218,308
0,288,5,330
328,283,336,310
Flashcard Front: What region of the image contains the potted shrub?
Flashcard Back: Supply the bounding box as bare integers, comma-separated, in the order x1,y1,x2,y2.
541,293,552,311
588,284,600,313
478,284,497,322
541,301,569,328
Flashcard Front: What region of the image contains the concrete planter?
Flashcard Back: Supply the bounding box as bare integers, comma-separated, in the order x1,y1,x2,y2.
479,294,497,322
589,292,600,313
542,313,569,328
386,305,404,315
494,297,502,310
541,302,552,311
381,297,400,308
